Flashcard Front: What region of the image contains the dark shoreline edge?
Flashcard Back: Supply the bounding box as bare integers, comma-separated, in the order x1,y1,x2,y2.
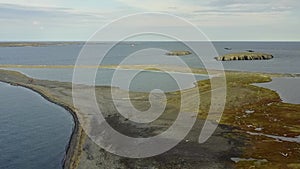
0,79,81,169
1,68,299,169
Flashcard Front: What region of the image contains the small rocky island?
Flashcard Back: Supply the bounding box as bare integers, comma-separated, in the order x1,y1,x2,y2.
166,50,192,56
215,52,273,61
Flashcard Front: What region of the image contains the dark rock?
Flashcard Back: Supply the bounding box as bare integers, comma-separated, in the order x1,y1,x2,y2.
215,52,273,61
166,50,192,56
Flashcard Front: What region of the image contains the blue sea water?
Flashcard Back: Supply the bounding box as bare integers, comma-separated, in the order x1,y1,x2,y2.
1,41,299,91
0,82,74,169
0,41,299,168
0,42,299,73
5,68,208,92
254,77,300,104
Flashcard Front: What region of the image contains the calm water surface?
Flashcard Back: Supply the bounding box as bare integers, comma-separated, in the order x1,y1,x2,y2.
0,42,299,73
0,82,74,169
0,42,299,168
5,68,208,92
2,42,299,92
254,77,300,104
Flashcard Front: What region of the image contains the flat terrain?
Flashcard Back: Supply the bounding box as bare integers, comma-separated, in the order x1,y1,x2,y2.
0,67,299,169
0,42,82,47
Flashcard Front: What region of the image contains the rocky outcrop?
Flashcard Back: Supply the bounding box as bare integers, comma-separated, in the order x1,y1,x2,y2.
166,50,192,56
215,52,273,61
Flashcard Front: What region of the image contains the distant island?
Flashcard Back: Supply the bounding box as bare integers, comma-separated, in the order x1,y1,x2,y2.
166,50,192,56
0,42,82,47
215,52,273,61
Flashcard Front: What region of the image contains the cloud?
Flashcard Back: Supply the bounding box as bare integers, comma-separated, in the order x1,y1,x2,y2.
0,0,299,40
206,0,295,13
117,0,297,15
0,3,110,41
0,3,106,20
117,0,300,29
116,0,213,14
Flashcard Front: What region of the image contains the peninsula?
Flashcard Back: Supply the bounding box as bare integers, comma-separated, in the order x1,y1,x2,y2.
0,67,299,169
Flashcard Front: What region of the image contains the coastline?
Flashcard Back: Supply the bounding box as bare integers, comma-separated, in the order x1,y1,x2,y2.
1,64,299,77
0,68,299,169
0,70,83,169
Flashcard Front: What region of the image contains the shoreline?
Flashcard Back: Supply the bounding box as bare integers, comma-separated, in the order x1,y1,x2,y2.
0,76,82,169
0,64,299,77
1,68,300,169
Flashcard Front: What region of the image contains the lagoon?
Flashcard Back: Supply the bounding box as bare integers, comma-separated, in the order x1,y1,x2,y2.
0,82,74,169
254,77,300,104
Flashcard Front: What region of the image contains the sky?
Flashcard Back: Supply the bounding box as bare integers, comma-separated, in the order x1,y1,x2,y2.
1,0,300,41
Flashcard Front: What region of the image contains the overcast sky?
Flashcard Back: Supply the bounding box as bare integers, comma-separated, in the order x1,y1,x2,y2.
1,0,299,41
